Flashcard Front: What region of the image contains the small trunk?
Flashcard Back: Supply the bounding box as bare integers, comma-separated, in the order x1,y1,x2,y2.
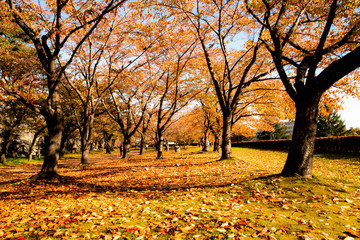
104,134,113,154
110,139,115,151
80,116,93,165
81,147,90,164
221,112,233,159
0,133,10,164
213,132,220,152
139,136,145,155
0,154,6,164
105,145,112,154
119,144,123,156
165,140,169,152
157,134,164,159
175,144,180,152
59,134,68,159
281,96,320,177
202,130,210,152
122,138,131,158
98,140,104,151
28,127,45,161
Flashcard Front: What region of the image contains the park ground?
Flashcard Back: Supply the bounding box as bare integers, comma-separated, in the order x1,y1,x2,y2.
0,147,359,240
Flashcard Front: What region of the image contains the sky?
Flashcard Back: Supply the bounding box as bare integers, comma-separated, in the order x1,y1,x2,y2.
339,97,360,129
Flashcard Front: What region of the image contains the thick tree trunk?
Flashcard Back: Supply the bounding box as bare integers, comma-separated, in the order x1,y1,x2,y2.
281,96,320,177
221,112,233,159
122,137,131,158
213,132,220,152
39,109,63,179
32,68,64,180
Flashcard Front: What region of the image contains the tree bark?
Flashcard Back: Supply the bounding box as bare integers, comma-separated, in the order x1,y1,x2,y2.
28,126,45,161
213,132,221,152
157,133,164,159
165,139,169,152
202,130,210,152
139,135,145,155
122,137,131,158
221,112,233,159
39,108,63,179
0,132,10,164
80,115,94,164
281,96,321,177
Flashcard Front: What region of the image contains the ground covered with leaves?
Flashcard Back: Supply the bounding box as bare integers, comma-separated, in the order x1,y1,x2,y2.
0,147,359,240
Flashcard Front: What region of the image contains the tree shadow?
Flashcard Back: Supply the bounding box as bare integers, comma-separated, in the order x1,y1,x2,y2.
314,152,360,161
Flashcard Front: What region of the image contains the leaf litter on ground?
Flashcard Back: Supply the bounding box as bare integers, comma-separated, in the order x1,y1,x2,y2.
0,147,359,239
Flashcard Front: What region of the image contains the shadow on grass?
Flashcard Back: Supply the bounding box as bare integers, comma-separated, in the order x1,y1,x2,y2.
314,151,360,161
1,148,359,203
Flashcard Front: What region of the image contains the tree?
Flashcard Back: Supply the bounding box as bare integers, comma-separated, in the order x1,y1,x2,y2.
196,90,222,152
257,123,289,140
105,69,155,158
138,110,155,155
164,0,276,159
246,0,360,176
0,99,27,163
317,112,347,137
4,0,127,179
152,37,200,159
62,13,122,164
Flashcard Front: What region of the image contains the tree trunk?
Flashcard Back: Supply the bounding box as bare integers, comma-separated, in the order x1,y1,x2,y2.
80,115,93,164
157,133,164,159
28,126,45,161
0,131,11,164
213,132,220,152
165,139,169,152
98,140,104,151
38,108,63,180
221,112,233,159
119,143,123,156
281,96,320,177
122,137,131,158
104,133,113,154
31,63,64,180
202,130,210,152
139,135,145,155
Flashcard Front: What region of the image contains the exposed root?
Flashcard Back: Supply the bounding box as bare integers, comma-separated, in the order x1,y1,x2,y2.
29,171,73,182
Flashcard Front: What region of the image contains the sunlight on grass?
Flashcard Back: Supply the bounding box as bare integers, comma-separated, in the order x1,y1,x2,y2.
0,157,42,167
0,146,359,239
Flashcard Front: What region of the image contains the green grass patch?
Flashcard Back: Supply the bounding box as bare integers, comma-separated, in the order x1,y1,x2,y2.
0,157,42,167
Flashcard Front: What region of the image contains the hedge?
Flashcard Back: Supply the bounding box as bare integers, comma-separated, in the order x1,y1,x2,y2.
232,136,360,153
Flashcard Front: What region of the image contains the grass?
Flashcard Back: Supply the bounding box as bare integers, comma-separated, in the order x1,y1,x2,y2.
0,157,43,167
0,147,359,239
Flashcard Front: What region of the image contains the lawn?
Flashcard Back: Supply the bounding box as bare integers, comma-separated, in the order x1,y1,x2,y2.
0,147,359,239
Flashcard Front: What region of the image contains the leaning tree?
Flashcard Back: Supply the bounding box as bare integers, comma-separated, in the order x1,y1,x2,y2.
4,0,127,179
